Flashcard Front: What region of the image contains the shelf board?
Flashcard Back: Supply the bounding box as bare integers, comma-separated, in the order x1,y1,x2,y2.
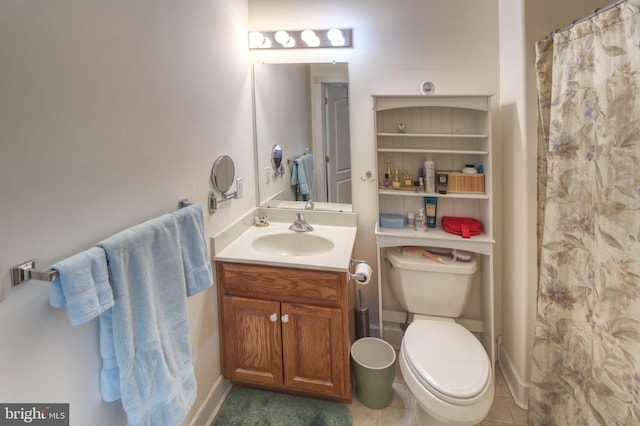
374,224,494,255
377,132,488,138
377,148,489,155
378,188,489,199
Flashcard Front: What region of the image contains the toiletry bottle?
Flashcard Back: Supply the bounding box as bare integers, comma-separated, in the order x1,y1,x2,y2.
403,170,412,188
437,172,448,194
415,208,426,231
384,161,391,187
425,197,438,228
424,156,435,193
407,212,415,227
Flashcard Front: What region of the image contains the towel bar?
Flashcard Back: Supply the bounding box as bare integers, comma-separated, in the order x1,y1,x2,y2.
10,198,194,286
11,259,57,285
178,199,193,209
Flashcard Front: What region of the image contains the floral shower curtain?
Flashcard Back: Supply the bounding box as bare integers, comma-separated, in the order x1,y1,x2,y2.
530,2,640,425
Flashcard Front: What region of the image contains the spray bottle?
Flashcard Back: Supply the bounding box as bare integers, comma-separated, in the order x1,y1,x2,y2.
424,156,435,193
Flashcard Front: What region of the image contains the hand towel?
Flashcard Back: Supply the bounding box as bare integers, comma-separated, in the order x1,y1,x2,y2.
291,154,315,201
97,206,212,426
173,203,213,296
49,246,113,326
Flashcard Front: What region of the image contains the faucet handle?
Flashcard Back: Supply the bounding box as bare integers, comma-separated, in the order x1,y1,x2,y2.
296,212,305,221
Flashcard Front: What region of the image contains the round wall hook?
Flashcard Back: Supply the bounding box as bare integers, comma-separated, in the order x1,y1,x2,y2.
360,171,375,182
420,81,435,95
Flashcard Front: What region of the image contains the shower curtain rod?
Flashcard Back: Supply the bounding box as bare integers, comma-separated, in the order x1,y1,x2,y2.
547,0,627,38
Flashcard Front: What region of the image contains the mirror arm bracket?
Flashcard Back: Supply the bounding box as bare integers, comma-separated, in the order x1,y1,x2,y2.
208,190,237,214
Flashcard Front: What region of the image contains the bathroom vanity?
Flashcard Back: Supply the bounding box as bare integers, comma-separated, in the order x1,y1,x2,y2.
212,209,358,402
216,262,351,400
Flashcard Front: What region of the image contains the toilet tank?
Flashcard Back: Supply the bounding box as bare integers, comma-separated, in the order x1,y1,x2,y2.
385,247,477,317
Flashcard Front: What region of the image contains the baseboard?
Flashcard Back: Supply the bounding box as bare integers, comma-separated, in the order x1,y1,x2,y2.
187,375,232,426
497,344,529,409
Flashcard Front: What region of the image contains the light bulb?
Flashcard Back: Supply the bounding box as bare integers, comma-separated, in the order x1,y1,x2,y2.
301,30,316,43
249,32,265,48
301,30,320,47
327,28,345,46
274,31,289,44
275,30,295,47
307,37,320,47
260,38,272,48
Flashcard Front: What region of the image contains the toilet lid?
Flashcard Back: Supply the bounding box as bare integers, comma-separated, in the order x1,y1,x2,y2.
403,320,490,401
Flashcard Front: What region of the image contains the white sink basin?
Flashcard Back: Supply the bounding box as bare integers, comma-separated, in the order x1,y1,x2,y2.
251,232,335,256
212,209,357,271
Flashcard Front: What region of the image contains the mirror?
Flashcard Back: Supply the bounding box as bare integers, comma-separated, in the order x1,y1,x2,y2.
253,63,352,212
212,155,236,195
272,144,284,176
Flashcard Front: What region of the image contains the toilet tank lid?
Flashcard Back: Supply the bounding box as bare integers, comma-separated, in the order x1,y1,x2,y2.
386,247,477,274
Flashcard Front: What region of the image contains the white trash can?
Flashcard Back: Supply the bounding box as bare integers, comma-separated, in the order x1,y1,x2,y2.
350,337,396,409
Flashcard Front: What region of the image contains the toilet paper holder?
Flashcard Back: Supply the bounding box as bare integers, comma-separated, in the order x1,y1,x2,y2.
348,259,369,282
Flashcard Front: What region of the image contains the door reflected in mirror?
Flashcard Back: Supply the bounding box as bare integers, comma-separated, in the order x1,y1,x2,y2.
253,63,352,212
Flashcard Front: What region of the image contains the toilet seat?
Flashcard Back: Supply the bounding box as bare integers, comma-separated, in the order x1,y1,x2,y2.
402,319,491,405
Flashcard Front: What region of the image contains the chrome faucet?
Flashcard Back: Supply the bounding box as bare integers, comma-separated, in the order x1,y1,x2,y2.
289,212,314,232
305,199,315,210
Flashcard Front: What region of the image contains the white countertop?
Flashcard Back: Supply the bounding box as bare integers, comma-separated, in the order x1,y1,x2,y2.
212,209,357,272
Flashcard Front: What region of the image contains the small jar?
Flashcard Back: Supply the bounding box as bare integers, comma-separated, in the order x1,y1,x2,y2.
462,164,477,174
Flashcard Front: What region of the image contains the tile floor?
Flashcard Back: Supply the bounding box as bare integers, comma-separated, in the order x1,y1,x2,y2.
344,358,528,426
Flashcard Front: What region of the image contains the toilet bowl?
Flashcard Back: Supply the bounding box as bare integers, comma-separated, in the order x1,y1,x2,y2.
385,247,494,425
399,317,493,425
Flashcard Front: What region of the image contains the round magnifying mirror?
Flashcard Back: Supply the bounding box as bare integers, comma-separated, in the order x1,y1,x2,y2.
272,144,283,169
211,155,235,194
272,144,284,176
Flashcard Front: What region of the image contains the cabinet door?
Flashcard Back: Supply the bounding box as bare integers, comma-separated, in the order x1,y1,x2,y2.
222,296,283,386
281,303,347,398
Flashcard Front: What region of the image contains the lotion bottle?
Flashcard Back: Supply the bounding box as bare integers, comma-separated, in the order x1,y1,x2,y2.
424,156,436,193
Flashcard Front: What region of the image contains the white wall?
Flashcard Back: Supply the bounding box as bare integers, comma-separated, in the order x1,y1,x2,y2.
498,0,613,407
0,1,254,425
249,0,501,334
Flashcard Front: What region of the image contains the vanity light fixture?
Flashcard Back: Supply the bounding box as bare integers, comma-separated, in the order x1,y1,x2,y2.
248,28,352,49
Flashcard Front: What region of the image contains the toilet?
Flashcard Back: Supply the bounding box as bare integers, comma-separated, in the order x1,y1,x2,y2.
385,247,494,426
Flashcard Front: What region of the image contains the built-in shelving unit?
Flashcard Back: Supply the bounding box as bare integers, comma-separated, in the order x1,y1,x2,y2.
373,95,495,364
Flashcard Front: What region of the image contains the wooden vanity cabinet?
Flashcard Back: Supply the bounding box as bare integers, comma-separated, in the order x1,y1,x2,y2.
216,261,352,401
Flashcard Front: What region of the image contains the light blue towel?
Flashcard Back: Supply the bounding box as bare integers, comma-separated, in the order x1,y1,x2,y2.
49,246,114,326
173,203,213,296
97,203,213,426
291,153,315,201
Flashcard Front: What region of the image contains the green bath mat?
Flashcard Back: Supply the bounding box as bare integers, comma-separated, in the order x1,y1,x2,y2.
211,387,352,426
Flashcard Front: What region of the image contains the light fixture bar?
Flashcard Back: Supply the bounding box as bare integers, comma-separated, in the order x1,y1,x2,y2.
249,28,352,49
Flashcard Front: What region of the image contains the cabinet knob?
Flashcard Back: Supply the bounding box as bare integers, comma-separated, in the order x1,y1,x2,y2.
281,314,289,323
269,313,278,322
